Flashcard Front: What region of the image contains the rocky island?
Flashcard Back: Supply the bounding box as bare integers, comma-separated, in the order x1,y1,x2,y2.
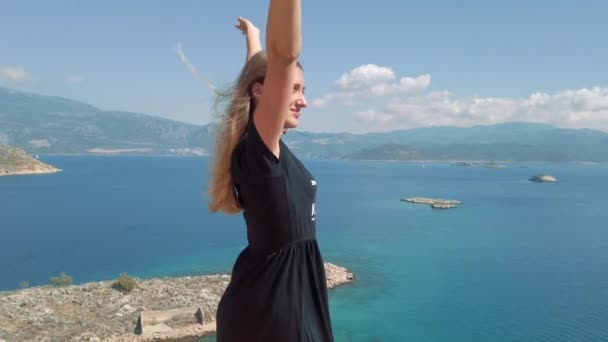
401,197,463,209
451,161,504,168
529,174,557,183
0,144,60,176
0,263,354,342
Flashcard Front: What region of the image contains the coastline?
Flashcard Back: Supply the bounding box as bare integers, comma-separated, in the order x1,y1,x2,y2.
342,158,608,164
25,154,608,164
0,263,354,341
0,166,61,177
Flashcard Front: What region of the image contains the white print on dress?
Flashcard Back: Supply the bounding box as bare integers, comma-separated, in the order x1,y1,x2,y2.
311,179,317,221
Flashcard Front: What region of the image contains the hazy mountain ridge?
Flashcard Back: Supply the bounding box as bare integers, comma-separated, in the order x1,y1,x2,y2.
0,87,212,154
2,87,608,161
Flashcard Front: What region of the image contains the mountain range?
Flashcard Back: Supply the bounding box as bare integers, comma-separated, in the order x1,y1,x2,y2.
1,86,607,162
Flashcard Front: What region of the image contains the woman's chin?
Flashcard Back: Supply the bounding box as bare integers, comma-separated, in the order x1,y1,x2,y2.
285,120,299,129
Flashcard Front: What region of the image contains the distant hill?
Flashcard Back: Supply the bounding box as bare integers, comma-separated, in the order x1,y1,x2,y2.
0,144,60,176
0,87,212,155
2,87,608,162
345,143,421,160
344,123,608,162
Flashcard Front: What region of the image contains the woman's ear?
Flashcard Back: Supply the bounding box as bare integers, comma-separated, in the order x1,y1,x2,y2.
251,82,264,101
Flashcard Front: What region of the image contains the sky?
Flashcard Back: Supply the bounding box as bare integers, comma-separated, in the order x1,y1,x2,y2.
1,0,607,133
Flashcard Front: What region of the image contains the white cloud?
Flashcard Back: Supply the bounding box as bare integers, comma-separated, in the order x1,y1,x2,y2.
355,110,394,124
0,66,27,81
29,139,51,148
312,91,359,108
312,64,431,108
335,64,396,90
65,75,84,84
369,74,431,96
312,63,608,132
353,87,608,131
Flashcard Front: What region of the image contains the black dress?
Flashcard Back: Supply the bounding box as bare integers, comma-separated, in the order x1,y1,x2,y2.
216,118,334,342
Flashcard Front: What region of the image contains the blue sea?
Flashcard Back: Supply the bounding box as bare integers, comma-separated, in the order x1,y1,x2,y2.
1,156,607,341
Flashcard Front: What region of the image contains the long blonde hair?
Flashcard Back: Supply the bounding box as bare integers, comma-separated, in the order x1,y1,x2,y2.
208,51,268,214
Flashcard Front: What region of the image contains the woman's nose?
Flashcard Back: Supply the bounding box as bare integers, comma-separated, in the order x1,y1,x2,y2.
297,93,307,108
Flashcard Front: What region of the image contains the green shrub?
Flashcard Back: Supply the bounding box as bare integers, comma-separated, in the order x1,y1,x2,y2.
49,272,73,287
112,273,137,293
19,281,30,289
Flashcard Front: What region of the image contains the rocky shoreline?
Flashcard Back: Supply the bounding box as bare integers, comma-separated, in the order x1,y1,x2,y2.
0,263,354,342
0,165,61,176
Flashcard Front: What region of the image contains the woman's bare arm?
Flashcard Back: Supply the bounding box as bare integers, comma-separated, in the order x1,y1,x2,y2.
253,0,302,158
235,17,262,63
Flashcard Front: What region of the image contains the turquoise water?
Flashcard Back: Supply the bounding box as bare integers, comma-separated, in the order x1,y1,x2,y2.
1,156,607,341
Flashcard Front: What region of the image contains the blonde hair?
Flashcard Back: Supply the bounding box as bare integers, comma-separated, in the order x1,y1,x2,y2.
208,52,303,214
208,51,268,214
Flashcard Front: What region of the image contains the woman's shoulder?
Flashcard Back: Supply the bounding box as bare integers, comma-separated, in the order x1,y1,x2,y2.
231,122,285,179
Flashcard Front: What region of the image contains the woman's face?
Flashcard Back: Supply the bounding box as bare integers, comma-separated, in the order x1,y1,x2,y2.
284,67,307,129
250,67,307,129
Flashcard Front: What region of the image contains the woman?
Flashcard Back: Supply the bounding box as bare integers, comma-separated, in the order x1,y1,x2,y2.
209,0,334,341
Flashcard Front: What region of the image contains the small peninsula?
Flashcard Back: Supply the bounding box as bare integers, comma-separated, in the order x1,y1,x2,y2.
0,144,60,176
0,263,353,341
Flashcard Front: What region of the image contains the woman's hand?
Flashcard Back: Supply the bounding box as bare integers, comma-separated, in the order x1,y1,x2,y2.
235,16,260,37
235,16,262,63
